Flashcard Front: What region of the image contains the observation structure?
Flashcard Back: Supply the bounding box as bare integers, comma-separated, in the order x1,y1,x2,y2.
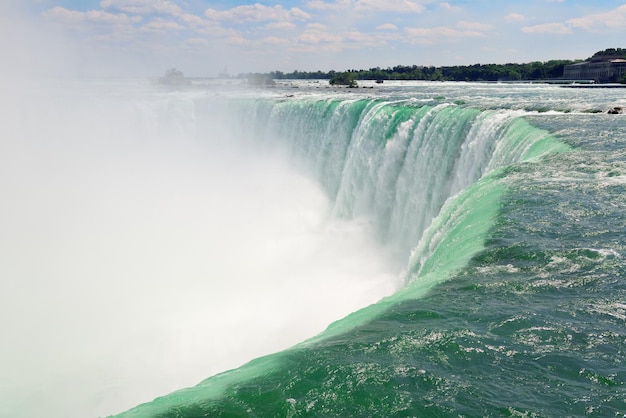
563,55,626,83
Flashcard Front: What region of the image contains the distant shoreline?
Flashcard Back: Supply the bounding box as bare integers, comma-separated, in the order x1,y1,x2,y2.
560,84,626,88
233,48,626,85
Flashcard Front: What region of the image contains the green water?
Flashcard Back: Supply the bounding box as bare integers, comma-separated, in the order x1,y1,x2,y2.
111,84,625,417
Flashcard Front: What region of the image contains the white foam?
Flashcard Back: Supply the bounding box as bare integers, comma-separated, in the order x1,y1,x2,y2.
0,81,400,418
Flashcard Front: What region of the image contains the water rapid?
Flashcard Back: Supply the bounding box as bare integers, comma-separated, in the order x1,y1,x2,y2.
112,89,572,417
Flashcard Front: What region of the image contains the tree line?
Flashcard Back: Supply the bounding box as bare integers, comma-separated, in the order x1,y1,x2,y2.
239,60,575,82
237,49,626,83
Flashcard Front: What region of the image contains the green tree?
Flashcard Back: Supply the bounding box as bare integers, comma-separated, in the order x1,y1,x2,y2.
430,69,444,81
508,69,522,80
329,72,358,87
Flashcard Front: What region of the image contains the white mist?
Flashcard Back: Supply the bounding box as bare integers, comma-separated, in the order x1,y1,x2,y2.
0,80,400,418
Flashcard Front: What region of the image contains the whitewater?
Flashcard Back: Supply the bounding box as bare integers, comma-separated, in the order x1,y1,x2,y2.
1,79,624,417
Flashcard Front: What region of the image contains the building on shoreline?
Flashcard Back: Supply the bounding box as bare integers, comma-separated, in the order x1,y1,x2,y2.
563,56,626,83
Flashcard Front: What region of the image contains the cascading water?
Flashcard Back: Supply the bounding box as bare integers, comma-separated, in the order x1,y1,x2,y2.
234,98,569,262
112,93,572,417
7,80,623,418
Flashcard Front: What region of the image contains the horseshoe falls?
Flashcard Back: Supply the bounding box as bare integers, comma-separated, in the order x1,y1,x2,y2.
1,81,625,418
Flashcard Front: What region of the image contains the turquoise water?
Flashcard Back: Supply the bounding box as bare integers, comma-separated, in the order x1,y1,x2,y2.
2,80,624,417
111,82,626,417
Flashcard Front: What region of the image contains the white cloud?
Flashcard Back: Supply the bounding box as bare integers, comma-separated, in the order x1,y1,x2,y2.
505,13,525,22
298,29,341,44
377,23,398,30
220,34,292,48
100,0,183,16
305,0,354,11
288,8,313,20
289,41,343,54
521,4,626,35
180,13,205,27
44,7,142,25
343,30,400,47
176,18,240,38
457,21,493,31
405,26,486,44
355,0,426,13
225,34,249,46
305,0,427,13
402,21,491,45
522,22,572,34
265,21,297,30
440,2,462,12
177,13,237,38
205,4,311,23
566,4,626,31
140,18,184,32
184,37,209,46
293,27,397,52
343,30,378,44
259,36,290,45
43,7,88,24
306,23,329,30
37,0,625,75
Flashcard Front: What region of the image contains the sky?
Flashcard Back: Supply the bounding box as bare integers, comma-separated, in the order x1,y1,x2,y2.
4,0,626,76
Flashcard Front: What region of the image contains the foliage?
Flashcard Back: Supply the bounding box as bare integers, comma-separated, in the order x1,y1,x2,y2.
159,68,190,85
239,49,624,83
589,48,626,60
251,60,576,82
164,68,184,79
329,72,358,87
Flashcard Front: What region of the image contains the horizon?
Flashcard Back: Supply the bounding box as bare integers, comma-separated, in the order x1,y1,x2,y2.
2,1,626,78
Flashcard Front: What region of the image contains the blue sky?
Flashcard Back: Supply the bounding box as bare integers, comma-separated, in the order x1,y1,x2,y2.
6,0,626,76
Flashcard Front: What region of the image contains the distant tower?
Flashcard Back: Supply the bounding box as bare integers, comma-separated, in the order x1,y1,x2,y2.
218,65,229,78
